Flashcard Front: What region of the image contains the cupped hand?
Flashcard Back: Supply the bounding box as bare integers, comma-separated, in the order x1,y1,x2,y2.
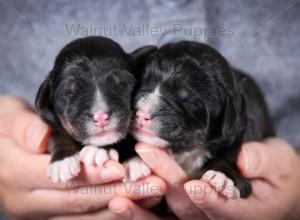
0,96,166,219
132,138,300,220
184,138,300,220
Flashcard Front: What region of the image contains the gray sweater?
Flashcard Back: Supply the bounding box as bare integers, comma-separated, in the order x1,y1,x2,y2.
0,0,299,147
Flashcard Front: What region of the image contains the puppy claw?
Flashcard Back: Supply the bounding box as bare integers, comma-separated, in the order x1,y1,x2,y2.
69,156,81,176
202,170,240,199
123,157,151,182
220,178,239,199
47,154,80,183
109,149,119,161
95,148,109,166
80,145,98,166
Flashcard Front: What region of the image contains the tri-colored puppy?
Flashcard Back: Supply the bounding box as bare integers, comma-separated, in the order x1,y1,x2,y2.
131,41,275,198
35,36,136,183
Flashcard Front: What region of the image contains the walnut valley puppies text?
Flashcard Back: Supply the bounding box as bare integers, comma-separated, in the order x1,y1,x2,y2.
65,23,234,40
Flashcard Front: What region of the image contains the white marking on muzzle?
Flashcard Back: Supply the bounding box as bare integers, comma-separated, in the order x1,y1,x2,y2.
136,86,161,110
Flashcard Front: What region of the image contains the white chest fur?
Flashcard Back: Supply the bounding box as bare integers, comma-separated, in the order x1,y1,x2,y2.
173,148,211,177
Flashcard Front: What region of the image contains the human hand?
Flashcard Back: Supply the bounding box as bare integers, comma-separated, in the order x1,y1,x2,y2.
134,138,300,220
0,96,166,219
104,139,204,220
106,140,205,220
135,143,206,219
184,138,300,220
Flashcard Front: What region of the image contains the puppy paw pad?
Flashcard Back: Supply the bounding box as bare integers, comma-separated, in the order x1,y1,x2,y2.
47,154,80,183
123,157,151,182
202,170,240,199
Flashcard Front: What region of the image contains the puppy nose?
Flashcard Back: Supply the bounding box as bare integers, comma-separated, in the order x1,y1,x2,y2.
93,111,109,128
136,108,152,128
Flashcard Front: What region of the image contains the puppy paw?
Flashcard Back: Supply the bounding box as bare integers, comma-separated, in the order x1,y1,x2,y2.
47,154,80,183
123,157,151,182
201,170,240,199
79,146,119,166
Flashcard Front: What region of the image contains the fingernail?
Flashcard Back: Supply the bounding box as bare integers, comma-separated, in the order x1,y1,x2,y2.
136,147,157,168
185,183,216,204
110,203,132,219
100,166,123,182
26,121,49,150
241,146,258,173
185,183,205,203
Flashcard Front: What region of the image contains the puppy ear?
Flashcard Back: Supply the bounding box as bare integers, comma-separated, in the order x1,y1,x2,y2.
131,45,157,60
35,73,58,128
35,75,51,111
131,45,157,74
131,45,157,81
221,95,247,150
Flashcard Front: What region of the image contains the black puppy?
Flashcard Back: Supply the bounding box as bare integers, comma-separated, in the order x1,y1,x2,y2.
131,41,275,198
35,36,136,183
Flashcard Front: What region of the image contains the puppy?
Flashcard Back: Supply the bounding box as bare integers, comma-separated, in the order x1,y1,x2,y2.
35,36,136,183
131,41,275,198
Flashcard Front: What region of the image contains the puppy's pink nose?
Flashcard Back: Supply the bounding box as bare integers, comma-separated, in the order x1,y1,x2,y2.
93,111,109,128
136,108,152,128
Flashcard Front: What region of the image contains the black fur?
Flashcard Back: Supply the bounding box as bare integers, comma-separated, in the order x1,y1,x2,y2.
132,41,275,198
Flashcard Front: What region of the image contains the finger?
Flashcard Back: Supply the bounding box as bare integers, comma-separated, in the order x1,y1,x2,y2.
109,197,163,220
0,137,125,189
49,209,119,220
0,96,50,153
184,180,248,219
135,143,187,186
135,143,207,220
77,160,125,184
33,157,126,189
137,196,162,208
30,176,166,215
237,140,292,182
23,155,125,189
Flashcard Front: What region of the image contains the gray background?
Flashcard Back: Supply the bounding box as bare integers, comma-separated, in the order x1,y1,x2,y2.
0,0,299,147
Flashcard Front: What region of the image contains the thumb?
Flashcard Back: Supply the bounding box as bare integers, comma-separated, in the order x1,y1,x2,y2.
0,96,51,153
237,141,278,179
109,197,163,220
